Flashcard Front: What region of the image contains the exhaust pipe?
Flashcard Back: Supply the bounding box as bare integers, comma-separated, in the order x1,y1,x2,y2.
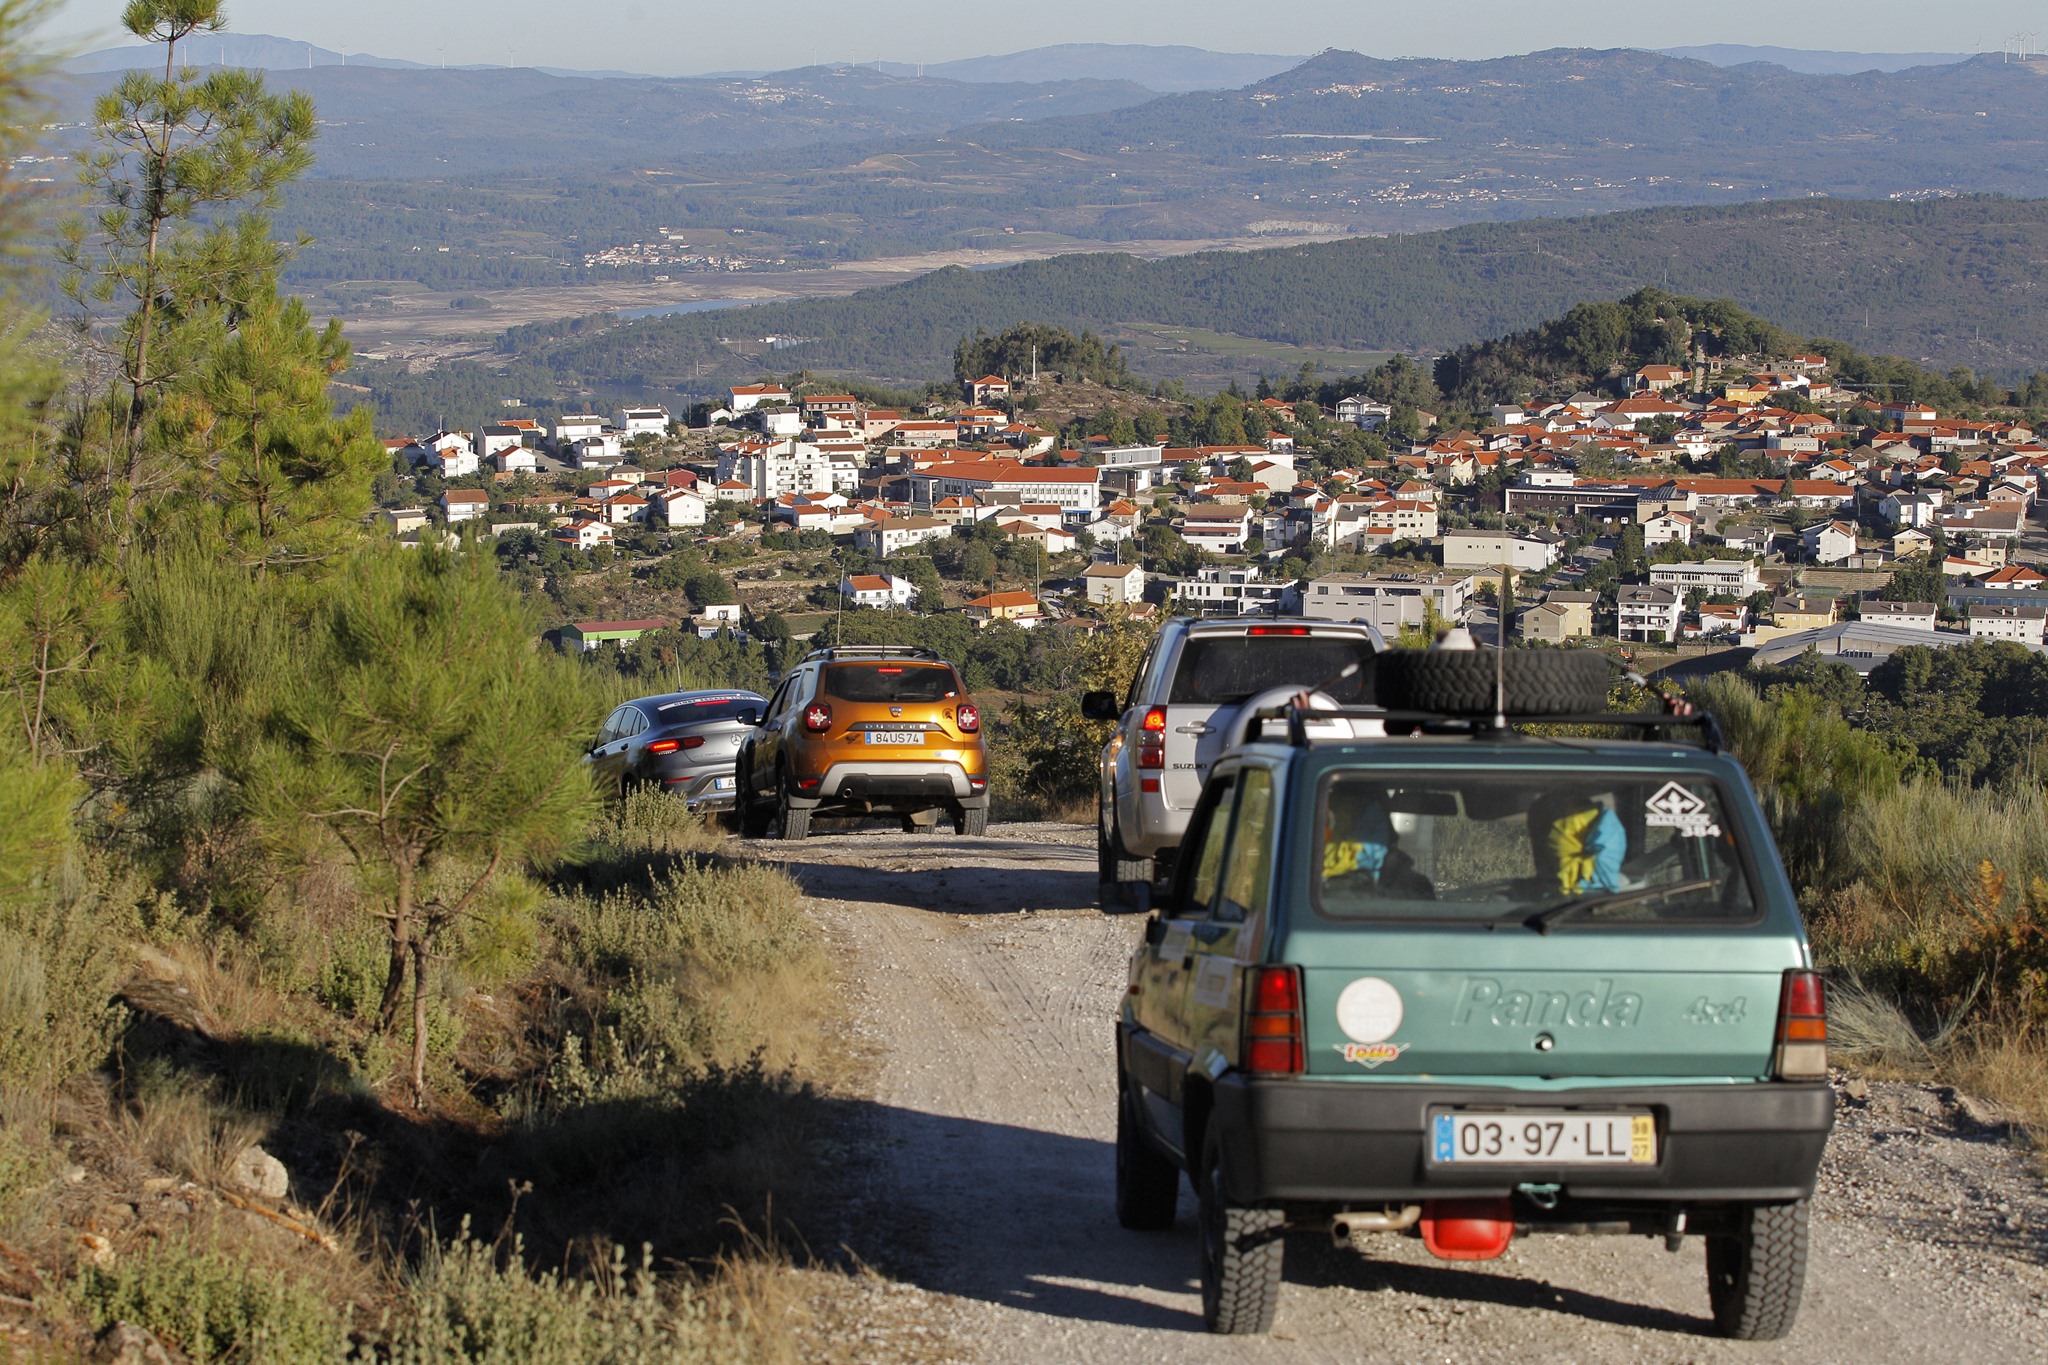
1331,1205,1422,1243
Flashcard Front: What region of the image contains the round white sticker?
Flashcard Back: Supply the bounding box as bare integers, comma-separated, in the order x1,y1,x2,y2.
1335,977,1404,1044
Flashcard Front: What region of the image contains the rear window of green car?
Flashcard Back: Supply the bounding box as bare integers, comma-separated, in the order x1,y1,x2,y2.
1310,769,1763,928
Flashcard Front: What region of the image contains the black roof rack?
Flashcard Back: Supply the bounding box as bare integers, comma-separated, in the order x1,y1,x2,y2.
1248,704,1726,754
799,645,944,665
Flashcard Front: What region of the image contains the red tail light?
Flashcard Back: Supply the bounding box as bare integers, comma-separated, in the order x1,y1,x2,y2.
1773,970,1828,1080
802,702,833,733
645,738,681,755
1242,966,1304,1075
1137,705,1167,770
956,703,980,733
1247,625,1310,636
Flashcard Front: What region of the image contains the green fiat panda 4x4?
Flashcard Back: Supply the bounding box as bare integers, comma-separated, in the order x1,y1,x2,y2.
1114,649,1833,1341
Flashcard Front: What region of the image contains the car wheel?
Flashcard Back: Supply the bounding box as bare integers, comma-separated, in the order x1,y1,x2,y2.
1115,1079,1179,1231
954,805,987,837
736,757,772,838
1706,1200,1810,1341
1373,649,1612,717
776,769,811,841
1197,1121,1284,1335
1099,807,1153,913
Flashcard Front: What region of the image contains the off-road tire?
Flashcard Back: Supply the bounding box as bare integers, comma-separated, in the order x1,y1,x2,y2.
1197,1126,1284,1334
1098,806,1153,912
736,758,773,837
1706,1200,1810,1341
776,773,811,841
1115,1081,1179,1231
1373,648,1613,717
954,805,988,837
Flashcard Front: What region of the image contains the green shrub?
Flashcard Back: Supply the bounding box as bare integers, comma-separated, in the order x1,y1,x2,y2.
77,1238,344,1364
0,896,126,1109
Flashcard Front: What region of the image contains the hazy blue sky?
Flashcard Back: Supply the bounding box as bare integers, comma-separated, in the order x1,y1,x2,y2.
43,0,2045,73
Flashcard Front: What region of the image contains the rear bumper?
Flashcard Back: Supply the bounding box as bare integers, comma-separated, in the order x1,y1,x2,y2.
1208,1074,1834,1206
1116,784,1189,859
653,763,740,809
794,760,988,810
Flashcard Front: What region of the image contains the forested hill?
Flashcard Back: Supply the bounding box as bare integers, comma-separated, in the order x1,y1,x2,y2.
504,196,2048,392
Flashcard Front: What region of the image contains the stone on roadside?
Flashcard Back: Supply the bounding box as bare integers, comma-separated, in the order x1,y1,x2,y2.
228,1144,289,1200
94,1322,172,1365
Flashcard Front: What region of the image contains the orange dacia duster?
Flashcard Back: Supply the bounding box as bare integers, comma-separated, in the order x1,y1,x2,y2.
735,646,990,839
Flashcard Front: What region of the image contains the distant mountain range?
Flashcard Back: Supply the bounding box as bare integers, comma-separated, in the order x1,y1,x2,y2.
502,196,2048,394
1658,44,1972,74
63,35,1302,91
871,44,1305,93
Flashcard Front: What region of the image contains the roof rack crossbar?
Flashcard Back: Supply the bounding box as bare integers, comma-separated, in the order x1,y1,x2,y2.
1262,706,1724,754
799,644,943,664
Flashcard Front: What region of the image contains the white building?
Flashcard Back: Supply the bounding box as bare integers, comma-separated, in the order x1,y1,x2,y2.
856,515,953,558
1335,396,1392,430
720,440,850,499
1082,561,1145,608
1181,507,1254,555
571,434,626,469
650,488,706,528
441,489,489,524
618,406,670,438
840,574,917,609
1440,529,1564,573
1648,559,1762,598
1967,602,2048,644
553,414,607,446
1301,571,1473,633
1802,520,1859,566
1618,585,1683,643
728,384,791,413
494,446,538,475
1177,565,1294,615
553,518,613,551
1640,512,1694,548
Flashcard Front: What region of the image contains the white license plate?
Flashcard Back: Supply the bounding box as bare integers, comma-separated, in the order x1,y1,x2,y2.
713,777,734,791
865,731,924,745
1431,1112,1655,1165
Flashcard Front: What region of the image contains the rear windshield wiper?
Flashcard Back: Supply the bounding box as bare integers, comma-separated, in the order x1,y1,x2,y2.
1521,879,1718,935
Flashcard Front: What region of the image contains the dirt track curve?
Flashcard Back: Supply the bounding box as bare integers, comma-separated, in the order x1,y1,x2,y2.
744,824,2048,1364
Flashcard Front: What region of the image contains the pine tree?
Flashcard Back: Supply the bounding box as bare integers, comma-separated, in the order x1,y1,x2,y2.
60,0,316,558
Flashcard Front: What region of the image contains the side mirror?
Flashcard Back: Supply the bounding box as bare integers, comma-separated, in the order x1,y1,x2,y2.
1080,690,1119,722
742,709,761,726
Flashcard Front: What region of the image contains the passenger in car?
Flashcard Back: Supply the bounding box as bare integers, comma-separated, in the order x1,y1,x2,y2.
1322,794,1435,899
1528,792,1628,895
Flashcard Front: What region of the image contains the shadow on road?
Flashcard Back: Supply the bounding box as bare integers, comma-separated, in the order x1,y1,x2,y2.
827,1101,1724,1340
764,847,1102,916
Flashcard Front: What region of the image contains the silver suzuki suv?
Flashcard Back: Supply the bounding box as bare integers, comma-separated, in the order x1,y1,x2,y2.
1082,618,1381,906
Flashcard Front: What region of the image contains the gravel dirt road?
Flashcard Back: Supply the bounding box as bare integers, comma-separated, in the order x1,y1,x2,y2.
749,824,2048,1363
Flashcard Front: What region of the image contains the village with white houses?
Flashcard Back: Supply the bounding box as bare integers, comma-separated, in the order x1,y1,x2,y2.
369,350,2048,666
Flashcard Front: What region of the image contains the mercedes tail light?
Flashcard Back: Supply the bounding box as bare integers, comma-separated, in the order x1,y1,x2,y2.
1772,970,1828,1081
1242,966,1305,1076
802,702,833,734
1136,705,1167,770
956,703,981,733
645,738,681,755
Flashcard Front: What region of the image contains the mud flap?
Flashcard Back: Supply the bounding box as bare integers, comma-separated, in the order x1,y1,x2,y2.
1420,1198,1515,1260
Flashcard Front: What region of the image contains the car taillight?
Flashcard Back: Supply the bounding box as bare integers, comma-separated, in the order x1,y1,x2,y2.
1246,625,1310,636
645,738,681,755
1772,969,1827,1081
802,702,833,733
1243,966,1304,1076
956,703,980,733
1137,705,1167,770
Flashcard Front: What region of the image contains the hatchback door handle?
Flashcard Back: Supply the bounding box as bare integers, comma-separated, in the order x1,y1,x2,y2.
1177,724,1214,735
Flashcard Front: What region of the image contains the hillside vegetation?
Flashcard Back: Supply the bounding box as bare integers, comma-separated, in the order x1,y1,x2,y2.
499,196,2048,399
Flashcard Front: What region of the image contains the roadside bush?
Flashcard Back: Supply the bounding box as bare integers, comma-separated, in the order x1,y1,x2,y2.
382,1226,797,1365
0,895,127,1113
76,1236,345,1364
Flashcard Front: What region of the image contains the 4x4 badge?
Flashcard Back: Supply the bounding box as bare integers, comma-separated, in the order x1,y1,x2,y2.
1644,781,1721,839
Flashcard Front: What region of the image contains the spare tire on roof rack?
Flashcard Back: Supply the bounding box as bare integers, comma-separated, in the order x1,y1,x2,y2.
1373,648,1614,717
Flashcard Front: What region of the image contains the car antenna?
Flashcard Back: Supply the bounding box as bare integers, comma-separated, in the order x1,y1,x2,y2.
1492,559,1509,732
